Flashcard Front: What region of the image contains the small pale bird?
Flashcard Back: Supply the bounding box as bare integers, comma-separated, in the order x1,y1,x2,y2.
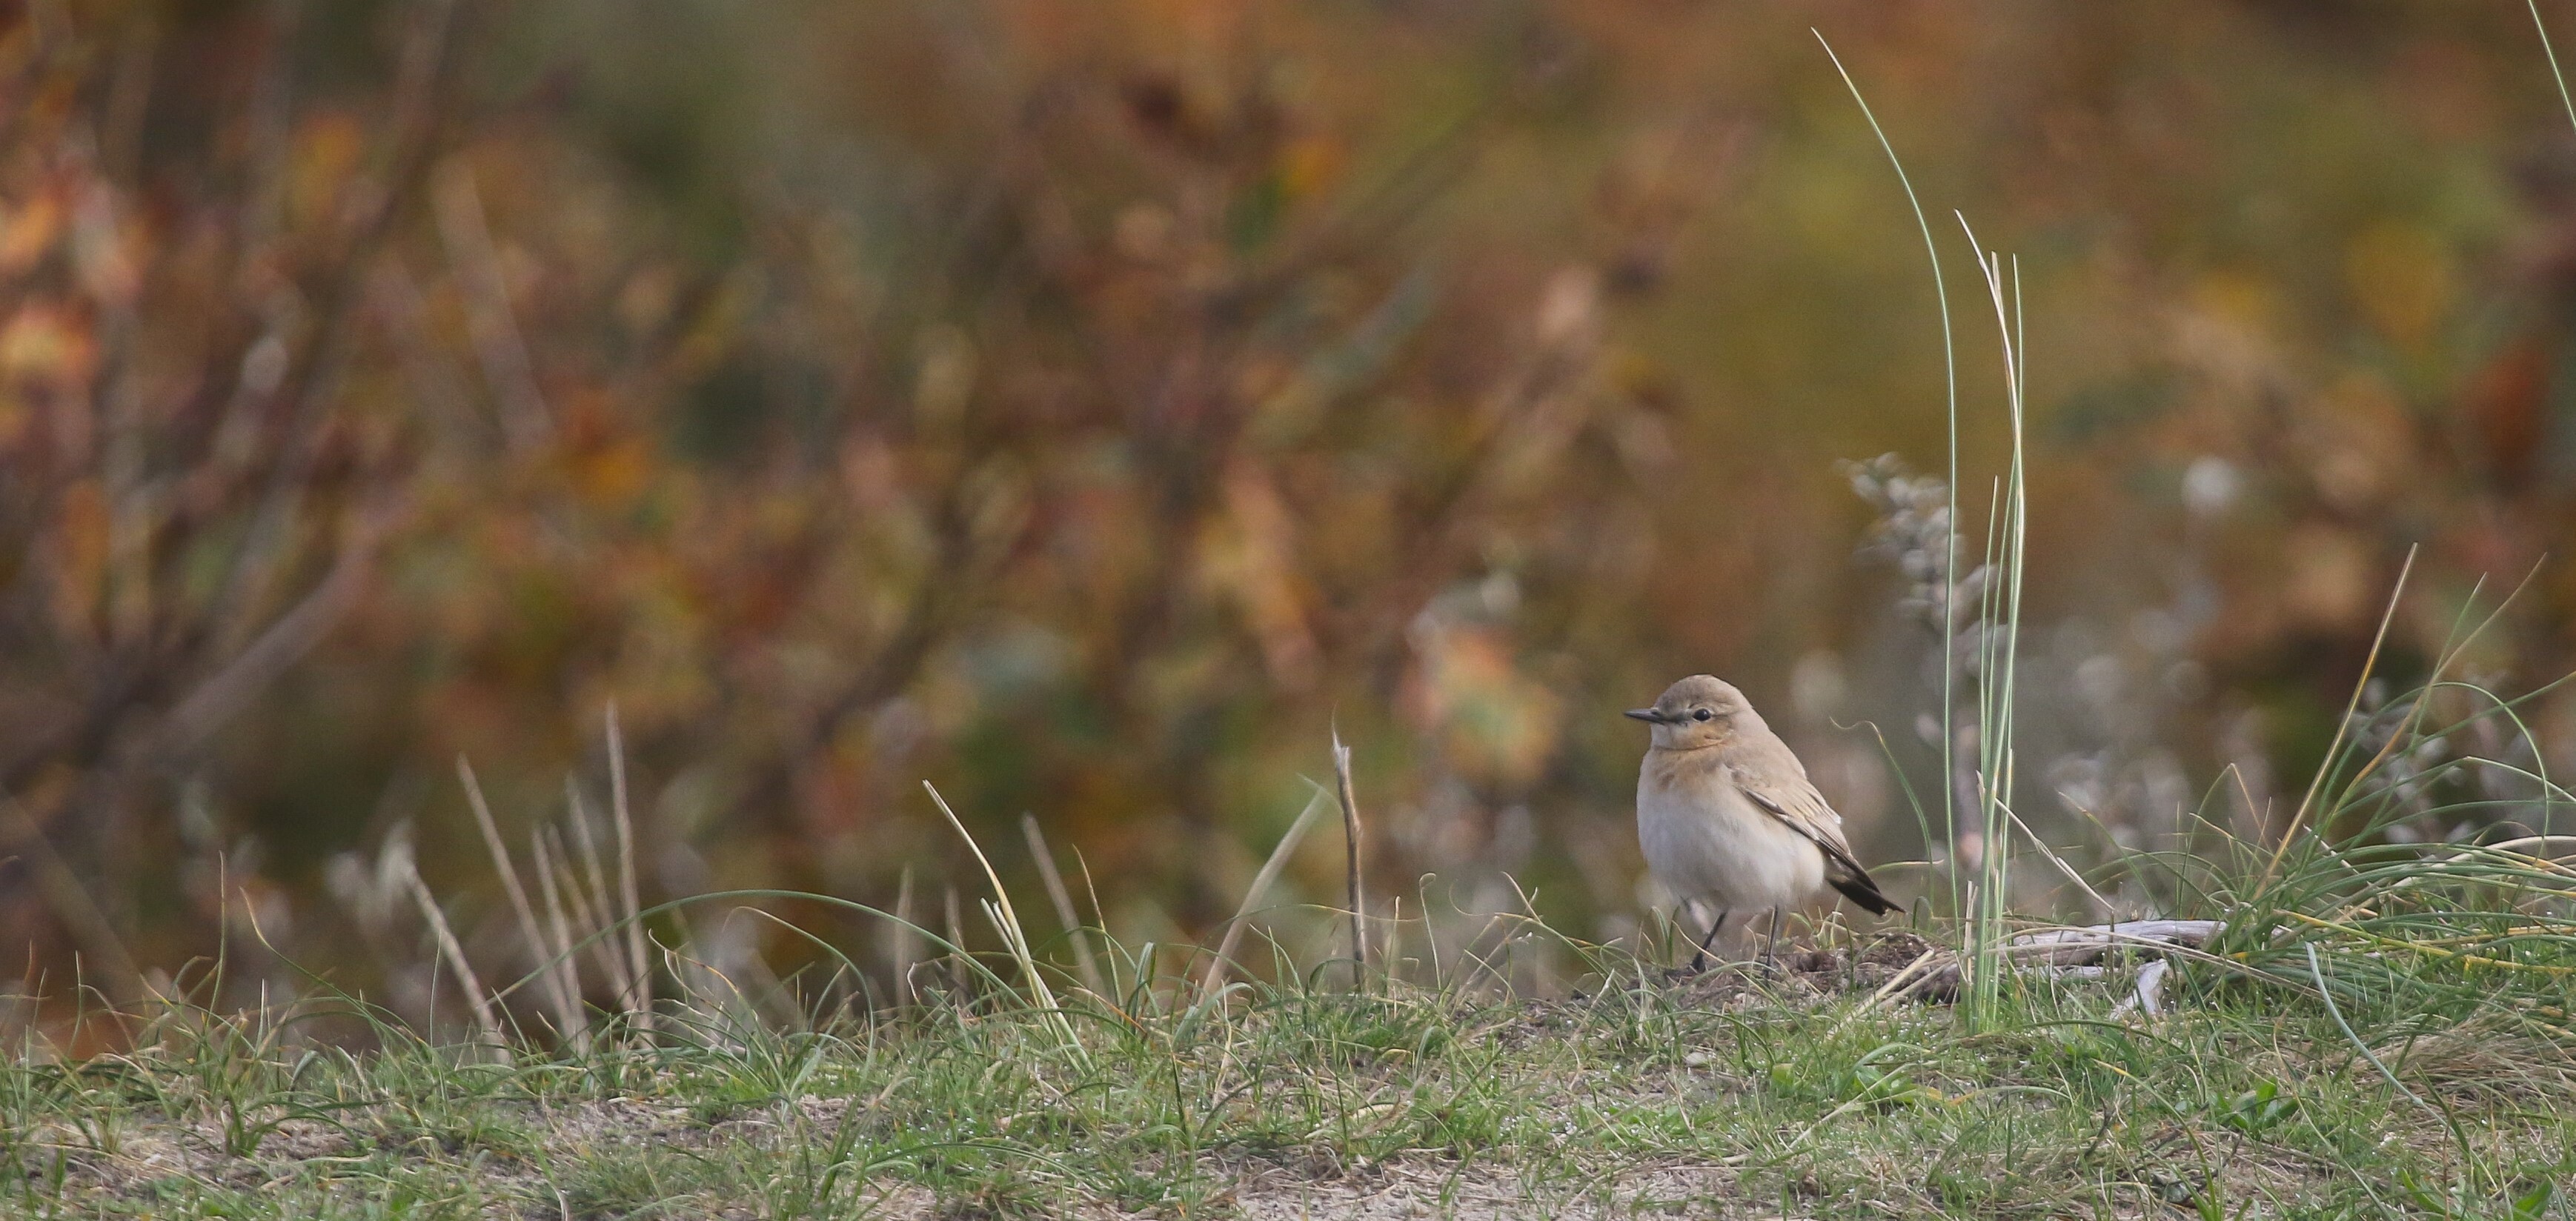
1627,674,1898,971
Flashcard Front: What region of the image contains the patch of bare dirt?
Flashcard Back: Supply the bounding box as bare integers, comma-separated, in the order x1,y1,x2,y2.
1664,929,1943,1007
1220,1158,1754,1220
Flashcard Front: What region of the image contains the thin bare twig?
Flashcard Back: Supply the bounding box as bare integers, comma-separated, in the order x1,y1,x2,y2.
204,0,462,656
156,523,383,756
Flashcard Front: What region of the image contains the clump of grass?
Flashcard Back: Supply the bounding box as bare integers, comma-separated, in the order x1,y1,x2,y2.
1822,32,2044,1029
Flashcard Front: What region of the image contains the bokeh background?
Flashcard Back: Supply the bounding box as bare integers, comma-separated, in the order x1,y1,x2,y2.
8,0,2576,1025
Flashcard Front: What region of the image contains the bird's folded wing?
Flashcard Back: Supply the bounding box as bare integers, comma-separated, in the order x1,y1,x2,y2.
1728,763,1872,879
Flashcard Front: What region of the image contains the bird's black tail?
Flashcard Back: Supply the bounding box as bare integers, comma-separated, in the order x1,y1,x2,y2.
1830,867,1901,916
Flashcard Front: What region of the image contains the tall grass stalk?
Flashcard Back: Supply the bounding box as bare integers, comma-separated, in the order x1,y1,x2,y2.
1958,232,2029,1025
1822,36,2033,1026
1817,33,1964,919
2260,548,2417,888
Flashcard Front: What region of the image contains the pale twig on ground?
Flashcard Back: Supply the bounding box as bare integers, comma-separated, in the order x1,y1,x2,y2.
2483,835,2576,868
2002,919,2223,965
1851,920,2226,1017
2109,959,2171,1020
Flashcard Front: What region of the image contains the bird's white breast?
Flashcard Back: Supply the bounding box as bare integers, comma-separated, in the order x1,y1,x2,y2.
1636,754,1825,914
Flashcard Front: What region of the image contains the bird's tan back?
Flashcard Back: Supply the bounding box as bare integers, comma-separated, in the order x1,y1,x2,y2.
1718,730,1855,856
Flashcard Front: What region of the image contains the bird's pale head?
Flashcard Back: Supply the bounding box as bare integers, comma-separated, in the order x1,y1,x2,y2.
1624,674,1762,751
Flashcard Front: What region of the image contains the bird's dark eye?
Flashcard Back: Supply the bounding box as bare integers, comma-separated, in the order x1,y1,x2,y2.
1692,708,1713,722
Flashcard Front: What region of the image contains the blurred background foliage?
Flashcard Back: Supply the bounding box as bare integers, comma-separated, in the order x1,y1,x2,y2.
7,0,2576,1023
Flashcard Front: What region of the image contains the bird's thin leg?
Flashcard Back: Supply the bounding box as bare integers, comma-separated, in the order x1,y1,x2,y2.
1764,907,1782,971
1689,911,1729,974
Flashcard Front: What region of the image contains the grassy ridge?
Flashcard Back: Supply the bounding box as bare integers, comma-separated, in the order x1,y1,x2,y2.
2,896,2569,1219
6,660,2575,1218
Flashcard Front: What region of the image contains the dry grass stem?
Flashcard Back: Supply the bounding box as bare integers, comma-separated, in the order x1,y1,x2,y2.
1200,788,1331,997
1332,726,1367,984
1020,814,1106,998
890,865,919,1005
528,831,591,1051
940,885,966,996
544,822,637,1013
391,849,507,1059
564,782,645,1023
923,782,1081,1059
605,705,653,1034
457,757,577,1039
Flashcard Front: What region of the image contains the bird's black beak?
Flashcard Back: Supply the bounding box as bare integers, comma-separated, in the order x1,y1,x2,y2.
1624,708,1667,723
